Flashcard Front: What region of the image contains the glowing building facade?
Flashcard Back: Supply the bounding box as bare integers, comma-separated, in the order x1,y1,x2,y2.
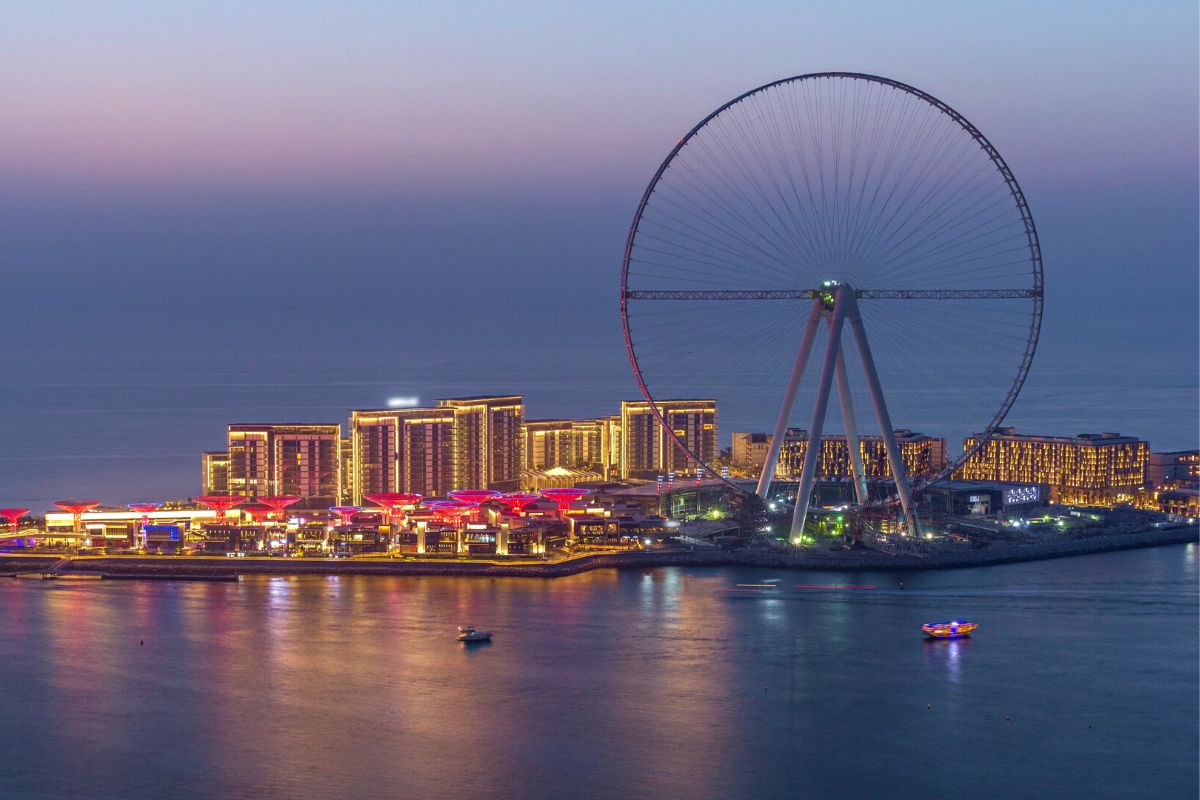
620,400,717,480
771,428,948,480
955,428,1148,507
349,408,455,501
438,396,524,492
226,424,342,506
522,417,615,476
201,451,230,496
523,420,576,470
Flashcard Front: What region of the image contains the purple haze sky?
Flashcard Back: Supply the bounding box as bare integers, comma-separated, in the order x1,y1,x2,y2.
3,2,1196,347
0,2,1196,505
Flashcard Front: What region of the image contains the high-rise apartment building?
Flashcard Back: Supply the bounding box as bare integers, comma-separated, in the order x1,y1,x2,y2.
955,428,1148,506
523,420,577,470
438,396,524,491
620,400,717,480
349,408,455,501
226,424,342,506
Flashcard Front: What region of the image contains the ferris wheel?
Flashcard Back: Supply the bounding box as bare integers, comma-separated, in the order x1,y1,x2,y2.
620,73,1043,537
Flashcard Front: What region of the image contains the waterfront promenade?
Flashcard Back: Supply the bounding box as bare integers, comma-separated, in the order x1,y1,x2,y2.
2,525,1194,580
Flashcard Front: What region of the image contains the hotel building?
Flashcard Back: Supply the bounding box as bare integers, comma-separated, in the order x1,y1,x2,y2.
620,400,717,480
349,408,456,501
773,428,948,480
955,428,1148,507
438,396,524,492
222,423,342,507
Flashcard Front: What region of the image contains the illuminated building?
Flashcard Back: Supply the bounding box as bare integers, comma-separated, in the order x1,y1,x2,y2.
227,424,342,507
1139,451,1199,514
522,466,603,492
438,395,524,492
522,417,614,475
600,415,622,478
1148,451,1200,488
774,428,947,480
731,433,770,472
44,507,230,548
955,428,1148,507
201,451,230,496
523,419,576,469
340,437,353,504
350,408,455,501
620,400,717,480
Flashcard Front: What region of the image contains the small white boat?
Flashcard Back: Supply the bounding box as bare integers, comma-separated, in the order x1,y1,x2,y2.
457,625,492,642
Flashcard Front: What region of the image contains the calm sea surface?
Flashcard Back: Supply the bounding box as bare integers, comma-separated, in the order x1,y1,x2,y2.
0,545,1196,799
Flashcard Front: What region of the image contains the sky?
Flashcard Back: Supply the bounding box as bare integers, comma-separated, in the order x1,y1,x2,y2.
0,1,1196,504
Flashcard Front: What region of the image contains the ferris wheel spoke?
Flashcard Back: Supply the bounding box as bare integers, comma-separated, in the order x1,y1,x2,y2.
661,163,801,275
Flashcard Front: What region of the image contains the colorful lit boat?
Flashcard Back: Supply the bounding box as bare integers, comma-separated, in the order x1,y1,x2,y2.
922,619,978,639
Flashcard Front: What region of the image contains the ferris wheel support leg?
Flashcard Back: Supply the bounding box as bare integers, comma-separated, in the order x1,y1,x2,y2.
834,344,869,506
756,300,823,498
790,289,850,542
844,303,922,538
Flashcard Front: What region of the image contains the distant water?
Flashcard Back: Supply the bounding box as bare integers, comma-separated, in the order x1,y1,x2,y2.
0,340,1194,510
0,544,1195,799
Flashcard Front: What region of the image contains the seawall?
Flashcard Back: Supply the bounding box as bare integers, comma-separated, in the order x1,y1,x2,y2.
1,525,1195,580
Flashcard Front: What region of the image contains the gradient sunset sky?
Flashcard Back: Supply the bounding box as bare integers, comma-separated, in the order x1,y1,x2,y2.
3,2,1196,349
0,2,1196,505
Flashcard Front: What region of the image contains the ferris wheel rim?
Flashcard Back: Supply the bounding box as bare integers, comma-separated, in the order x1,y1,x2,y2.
619,71,1044,499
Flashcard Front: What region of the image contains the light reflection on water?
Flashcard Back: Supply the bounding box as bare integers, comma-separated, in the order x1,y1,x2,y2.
0,545,1195,800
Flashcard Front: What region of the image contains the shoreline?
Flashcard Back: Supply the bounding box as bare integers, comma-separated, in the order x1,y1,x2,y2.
1,525,1195,580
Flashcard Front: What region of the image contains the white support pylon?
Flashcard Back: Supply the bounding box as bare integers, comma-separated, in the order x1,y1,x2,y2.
834,344,869,506
790,285,850,541
756,301,823,498
845,299,922,537
788,282,922,540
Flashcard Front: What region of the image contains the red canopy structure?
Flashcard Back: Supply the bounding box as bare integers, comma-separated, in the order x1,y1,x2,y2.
242,505,272,524
538,488,591,516
258,495,301,520
54,500,100,541
195,495,243,524
329,506,363,526
363,492,422,524
448,489,499,522
425,500,478,527
127,502,160,525
0,507,29,533
497,493,540,516
448,489,500,505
